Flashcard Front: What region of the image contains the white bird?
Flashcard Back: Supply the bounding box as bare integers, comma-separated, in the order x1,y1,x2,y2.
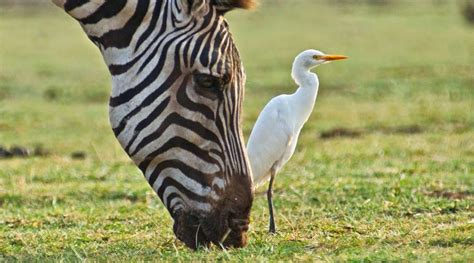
247,49,347,233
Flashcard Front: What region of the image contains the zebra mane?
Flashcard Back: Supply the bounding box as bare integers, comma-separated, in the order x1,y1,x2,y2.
211,0,257,10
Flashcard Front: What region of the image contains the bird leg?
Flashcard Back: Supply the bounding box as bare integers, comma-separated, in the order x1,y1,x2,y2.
267,170,276,234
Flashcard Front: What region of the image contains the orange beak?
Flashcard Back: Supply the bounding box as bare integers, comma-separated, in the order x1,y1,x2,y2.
321,55,348,61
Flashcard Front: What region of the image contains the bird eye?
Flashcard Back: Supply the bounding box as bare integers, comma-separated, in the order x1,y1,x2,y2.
313,55,323,60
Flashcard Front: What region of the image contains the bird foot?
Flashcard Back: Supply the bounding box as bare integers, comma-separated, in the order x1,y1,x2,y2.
268,223,276,234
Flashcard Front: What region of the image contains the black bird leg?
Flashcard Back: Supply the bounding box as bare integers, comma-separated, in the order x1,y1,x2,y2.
267,170,276,233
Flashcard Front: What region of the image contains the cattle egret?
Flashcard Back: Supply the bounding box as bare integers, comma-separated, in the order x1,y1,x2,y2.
247,50,347,233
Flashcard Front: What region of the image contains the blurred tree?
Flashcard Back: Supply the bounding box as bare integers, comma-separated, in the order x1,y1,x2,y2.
462,0,474,25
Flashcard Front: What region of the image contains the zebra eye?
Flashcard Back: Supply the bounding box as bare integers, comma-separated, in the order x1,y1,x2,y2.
194,73,215,89
193,73,226,100
194,73,220,90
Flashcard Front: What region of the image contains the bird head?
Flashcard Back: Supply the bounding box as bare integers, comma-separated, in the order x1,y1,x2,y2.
295,49,348,70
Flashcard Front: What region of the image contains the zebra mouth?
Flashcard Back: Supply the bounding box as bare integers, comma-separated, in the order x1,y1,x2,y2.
173,211,209,249
172,210,249,249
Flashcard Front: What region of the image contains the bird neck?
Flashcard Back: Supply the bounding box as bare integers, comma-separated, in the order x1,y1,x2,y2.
290,64,320,126
292,63,317,87
291,64,319,101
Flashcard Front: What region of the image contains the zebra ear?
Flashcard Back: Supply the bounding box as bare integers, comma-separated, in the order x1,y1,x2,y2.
186,0,209,16
211,0,257,12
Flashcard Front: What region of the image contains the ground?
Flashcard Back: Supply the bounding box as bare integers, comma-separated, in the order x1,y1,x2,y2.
0,0,473,261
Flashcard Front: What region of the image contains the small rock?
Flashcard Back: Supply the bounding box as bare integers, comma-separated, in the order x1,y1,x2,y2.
0,147,13,159
71,151,87,160
33,145,50,157
10,146,30,157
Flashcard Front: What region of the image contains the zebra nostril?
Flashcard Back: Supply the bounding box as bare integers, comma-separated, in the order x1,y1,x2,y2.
229,218,250,232
219,218,249,248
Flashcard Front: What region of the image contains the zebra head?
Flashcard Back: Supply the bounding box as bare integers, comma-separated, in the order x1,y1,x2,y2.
52,0,255,249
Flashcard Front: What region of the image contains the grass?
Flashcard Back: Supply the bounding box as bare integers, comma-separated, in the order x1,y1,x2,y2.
1,0,473,261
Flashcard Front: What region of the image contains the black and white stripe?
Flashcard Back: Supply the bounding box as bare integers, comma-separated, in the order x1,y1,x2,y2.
53,0,254,247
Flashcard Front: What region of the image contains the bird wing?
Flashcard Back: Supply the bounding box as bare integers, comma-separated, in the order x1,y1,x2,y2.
247,96,294,187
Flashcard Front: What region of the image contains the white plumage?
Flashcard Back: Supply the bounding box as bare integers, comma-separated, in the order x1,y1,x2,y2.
247,49,347,233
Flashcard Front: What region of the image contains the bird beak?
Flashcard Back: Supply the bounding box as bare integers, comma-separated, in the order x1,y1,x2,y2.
321,55,348,61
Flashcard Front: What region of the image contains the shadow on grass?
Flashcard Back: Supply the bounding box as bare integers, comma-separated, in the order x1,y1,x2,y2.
320,124,424,139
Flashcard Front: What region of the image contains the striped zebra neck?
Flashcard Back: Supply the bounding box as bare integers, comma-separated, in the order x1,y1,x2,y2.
52,0,255,249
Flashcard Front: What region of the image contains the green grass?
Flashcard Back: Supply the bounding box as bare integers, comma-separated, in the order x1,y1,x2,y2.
1,0,473,261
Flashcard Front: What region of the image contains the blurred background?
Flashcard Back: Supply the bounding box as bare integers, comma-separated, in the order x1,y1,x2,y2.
0,0,473,260
1,0,472,150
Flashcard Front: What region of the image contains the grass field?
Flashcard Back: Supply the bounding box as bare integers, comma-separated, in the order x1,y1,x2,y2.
1,0,473,261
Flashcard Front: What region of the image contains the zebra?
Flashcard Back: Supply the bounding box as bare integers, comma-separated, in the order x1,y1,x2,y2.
51,0,256,249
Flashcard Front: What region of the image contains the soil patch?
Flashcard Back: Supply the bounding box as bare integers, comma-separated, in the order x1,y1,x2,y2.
320,124,424,140
425,190,473,200
320,128,362,139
